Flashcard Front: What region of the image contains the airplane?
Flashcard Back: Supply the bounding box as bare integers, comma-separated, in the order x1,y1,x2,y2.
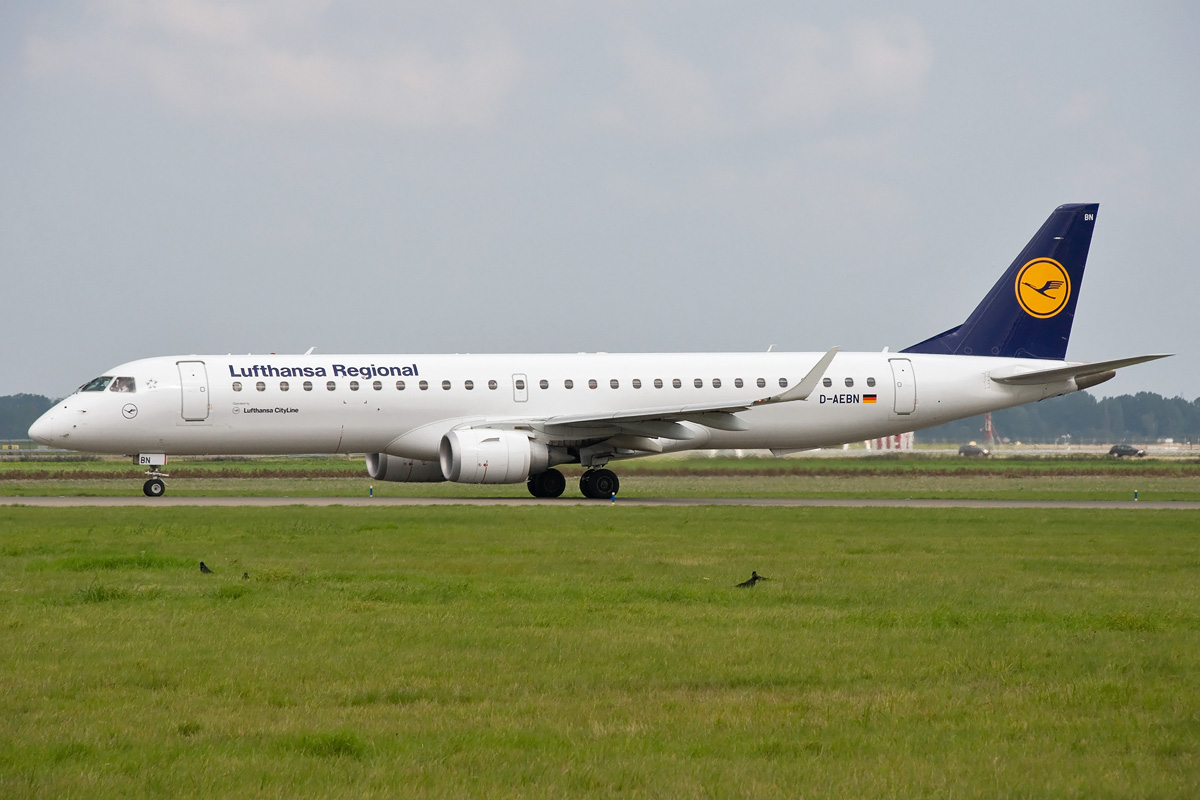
28,203,1169,499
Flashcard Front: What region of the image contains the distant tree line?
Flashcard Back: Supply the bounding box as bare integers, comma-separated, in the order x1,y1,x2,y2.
0,394,56,440
2,391,1199,446
920,391,1200,445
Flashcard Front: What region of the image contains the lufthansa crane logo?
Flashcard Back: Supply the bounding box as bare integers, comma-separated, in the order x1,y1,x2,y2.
1015,258,1071,318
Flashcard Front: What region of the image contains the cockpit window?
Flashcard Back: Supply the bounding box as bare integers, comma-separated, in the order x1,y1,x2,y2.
80,376,113,392
110,377,136,393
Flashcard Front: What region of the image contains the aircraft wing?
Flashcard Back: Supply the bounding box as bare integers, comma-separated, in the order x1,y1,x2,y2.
988,353,1172,386
461,347,839,447
539,346,839,428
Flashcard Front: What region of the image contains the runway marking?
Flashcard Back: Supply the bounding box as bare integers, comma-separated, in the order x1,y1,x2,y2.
5,497,1197,510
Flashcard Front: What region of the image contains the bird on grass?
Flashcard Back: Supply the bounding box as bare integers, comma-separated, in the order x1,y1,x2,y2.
199,561,213,574
736,571,768,588
241,572,249,581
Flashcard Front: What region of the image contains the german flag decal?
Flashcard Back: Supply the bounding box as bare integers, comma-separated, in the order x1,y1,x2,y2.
863,394,877,403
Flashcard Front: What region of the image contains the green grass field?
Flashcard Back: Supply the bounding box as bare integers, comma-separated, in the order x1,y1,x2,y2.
2,505,1198,797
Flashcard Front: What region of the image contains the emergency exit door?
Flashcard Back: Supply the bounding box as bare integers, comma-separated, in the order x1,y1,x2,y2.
889,358,916,415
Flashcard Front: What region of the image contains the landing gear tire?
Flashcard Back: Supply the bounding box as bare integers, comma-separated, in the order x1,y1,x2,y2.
527,469,566,498
580,468,619,499
143,478,166,498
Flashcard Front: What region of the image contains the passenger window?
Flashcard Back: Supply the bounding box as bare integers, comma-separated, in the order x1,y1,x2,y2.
845,378,854,388
303,381,313,391
756,378,766,388
232,382,243,392
867,377,876,387
488,380,498,390
734,378,743,388
693,378,703,388
442,380,451,390
110,377,136,393
712,378,722,388
350,381,359,391
419,381,429,390
539,379,549,389
632,379,641,389
515,379,526,390
396,381,405,390
564,379,574,389
280,381,290,391
672,378,682,388
589,379,598,389
256,381,266,392
326,381,336,391
373,380,382,391
610,379,619,389
465,380,474,390
822,377,832,388
779,378,788,388
654,379,663,388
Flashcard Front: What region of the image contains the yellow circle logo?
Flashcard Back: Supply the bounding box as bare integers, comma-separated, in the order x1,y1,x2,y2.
1015,258,1071,318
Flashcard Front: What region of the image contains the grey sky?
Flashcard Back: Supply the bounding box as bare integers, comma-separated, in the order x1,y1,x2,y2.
2,1,1196,400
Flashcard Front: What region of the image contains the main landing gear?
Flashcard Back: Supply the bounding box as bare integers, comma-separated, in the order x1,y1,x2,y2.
527,468,567,498
579,468,619,500
526,467,620,499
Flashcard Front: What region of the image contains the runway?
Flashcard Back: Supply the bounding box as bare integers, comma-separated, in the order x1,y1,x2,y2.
6,496,1198,510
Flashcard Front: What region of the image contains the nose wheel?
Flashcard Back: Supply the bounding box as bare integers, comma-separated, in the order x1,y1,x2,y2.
137,455,169,497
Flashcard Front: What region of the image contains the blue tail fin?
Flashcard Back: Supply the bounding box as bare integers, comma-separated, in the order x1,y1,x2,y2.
902,203,1098,360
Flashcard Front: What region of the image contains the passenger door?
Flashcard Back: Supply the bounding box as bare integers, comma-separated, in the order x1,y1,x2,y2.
177,361,210,421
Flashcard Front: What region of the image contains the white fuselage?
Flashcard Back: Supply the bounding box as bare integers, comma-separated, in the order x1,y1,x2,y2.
30,351,1072,460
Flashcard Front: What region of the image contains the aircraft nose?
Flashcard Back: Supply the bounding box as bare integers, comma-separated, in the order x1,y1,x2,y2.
27,408,57,446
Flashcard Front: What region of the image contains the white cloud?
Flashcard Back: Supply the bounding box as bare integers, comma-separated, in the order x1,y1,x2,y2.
594,16,933,137
25,0,522,129
1055,89,1107,128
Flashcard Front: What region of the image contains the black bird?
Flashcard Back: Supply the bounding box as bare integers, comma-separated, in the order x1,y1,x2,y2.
241,572,249,581
736,571,768,588
199,561,213,574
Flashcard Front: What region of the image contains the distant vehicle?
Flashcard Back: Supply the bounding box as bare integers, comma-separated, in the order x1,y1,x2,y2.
1108,444,1145,458
958,444,990,457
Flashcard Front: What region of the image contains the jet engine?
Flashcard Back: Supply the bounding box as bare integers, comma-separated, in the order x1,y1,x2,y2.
439,429,552,484
365,453,445,482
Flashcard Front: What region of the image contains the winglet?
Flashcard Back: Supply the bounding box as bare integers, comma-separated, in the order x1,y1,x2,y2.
755,347,839,405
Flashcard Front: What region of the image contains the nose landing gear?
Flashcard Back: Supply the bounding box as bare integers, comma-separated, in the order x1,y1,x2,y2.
136,454,169,497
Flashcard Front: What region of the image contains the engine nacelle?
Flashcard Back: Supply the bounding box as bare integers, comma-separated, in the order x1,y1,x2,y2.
365,453,446,483
439,429,550,484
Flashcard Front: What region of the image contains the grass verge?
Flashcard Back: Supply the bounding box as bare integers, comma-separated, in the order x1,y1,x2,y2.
1,505,1197,797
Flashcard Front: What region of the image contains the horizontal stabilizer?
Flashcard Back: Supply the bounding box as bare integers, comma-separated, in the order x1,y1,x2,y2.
989,354,1172,386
